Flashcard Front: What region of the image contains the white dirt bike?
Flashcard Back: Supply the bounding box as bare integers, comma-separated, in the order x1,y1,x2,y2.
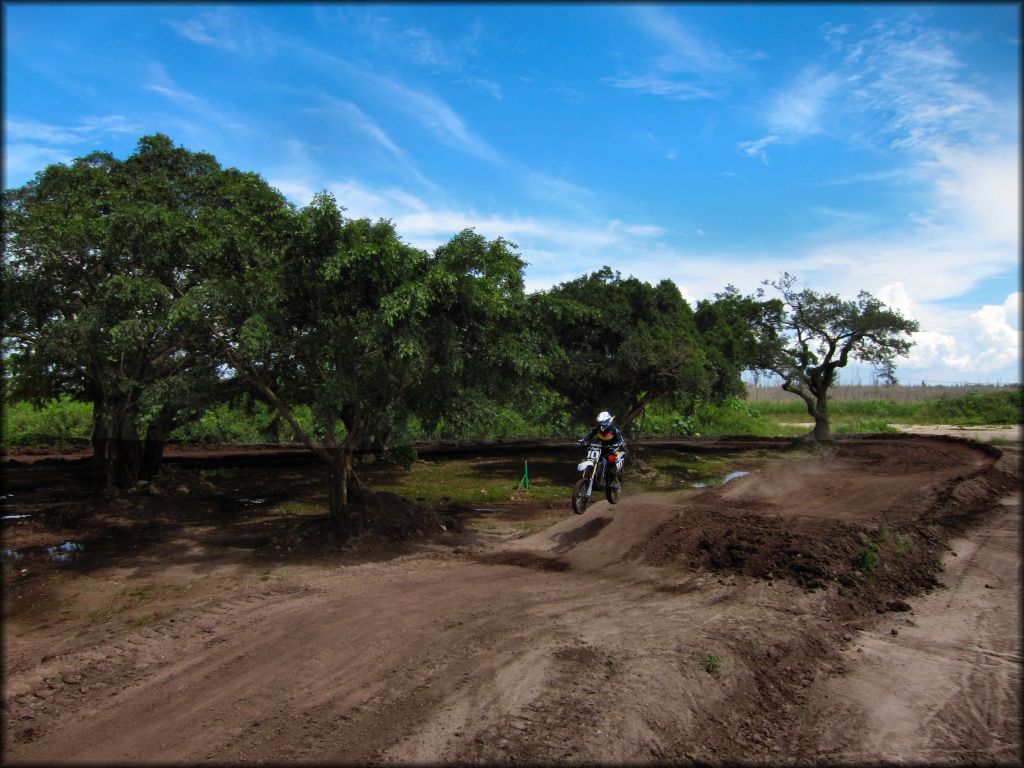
571,441,623,515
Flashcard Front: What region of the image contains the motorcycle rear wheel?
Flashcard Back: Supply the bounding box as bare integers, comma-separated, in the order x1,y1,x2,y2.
605,477,622,505
571,478,591,515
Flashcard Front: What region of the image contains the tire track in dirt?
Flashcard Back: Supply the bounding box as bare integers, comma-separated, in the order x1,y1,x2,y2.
796,447,1021,764
3,436,1019,764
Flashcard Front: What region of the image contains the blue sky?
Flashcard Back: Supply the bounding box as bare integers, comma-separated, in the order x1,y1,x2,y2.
4,2,1020,384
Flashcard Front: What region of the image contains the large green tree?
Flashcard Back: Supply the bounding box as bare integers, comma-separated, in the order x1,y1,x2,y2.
2,135,287,486
694,285,784,400
531,267,712,435
199,192,538,528
760,273,920,440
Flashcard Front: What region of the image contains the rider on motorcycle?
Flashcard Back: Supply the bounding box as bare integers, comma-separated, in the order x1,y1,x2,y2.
577,411,626,482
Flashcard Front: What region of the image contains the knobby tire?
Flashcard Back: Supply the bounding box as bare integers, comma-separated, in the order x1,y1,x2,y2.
605,478,621,505
572,478,590,515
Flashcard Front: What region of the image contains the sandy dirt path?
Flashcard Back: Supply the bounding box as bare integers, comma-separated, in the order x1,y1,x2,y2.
800,445,1021,764
2,435,1019,765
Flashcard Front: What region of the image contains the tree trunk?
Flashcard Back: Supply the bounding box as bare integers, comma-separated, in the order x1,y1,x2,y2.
812,395,831,441
140,414,173,482
326,447,356,534
91,396,144,489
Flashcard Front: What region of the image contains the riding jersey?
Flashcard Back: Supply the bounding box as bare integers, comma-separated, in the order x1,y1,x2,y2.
581,425,625,453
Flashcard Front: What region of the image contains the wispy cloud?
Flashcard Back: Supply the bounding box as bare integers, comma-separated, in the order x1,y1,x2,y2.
313,96,438,191
609,6,753,103
164,8,276,57
604,74,718,101
303,178,664,263
5,115,140,144
739,66,842,161
632,6,742,74
336,8,478,72
377,78,501,163
3,115,143,187
3,144,74,187
463,77,502,99
260,31,503,165
741,17,1005,162
144,62,247,136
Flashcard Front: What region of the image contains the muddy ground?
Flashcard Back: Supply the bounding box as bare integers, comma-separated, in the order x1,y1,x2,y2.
1,433,1020,765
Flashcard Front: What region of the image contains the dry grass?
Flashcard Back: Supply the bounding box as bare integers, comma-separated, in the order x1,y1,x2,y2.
744,382,1018,404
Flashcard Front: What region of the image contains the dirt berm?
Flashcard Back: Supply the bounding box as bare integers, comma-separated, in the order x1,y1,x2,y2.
2,434,1020,764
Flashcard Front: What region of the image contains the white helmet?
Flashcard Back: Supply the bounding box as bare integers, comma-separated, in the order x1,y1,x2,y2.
596,411,614,429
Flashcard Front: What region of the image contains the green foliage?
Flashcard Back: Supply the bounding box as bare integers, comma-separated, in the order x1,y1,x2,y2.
924,389,1023,425
168,400,315,444
531,267,712,434
878,524,911,557
753,273,921,439
853,541,881,573
854,525,911,573
2,134,293,485
2,396,93,447
695,285,783,401
700,654,722,675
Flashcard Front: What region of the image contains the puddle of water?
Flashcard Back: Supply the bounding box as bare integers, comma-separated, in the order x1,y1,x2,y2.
2,515,33,520
236,498,266,506
472,508,510,514
2,541,86,570
46,541,86,561
693,470,750,489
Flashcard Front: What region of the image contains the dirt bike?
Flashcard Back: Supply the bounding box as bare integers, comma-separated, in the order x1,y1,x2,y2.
571,441,623,515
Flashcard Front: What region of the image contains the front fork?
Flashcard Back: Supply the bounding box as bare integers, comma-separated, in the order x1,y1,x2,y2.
581,461,602,497
589,460,609,492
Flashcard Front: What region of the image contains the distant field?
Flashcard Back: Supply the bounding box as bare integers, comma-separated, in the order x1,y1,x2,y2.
744,383,1020,404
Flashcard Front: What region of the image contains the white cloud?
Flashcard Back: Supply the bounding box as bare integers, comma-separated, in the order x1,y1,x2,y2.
901,330,973,372
268,178,316,207
770,67,842,137
877,281,917,319
632,6,739,74
969,293,1021,370
927,143,1020,246
870,288,1020,381
5,119,85,144
164,9,276,56
3,116,145,187
604,74,717,101
740,67,843,159
5,116,140,145
3,143,74,187
464,77,502,99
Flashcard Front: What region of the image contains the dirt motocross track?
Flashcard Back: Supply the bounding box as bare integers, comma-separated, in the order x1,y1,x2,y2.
2,433,1020,765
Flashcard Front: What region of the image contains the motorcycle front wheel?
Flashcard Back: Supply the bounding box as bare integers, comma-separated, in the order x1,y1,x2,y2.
571,478,591,515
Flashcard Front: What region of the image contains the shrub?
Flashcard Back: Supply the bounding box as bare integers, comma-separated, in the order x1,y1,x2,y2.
853,541,881,573
700,654,722,675
2,397,93,447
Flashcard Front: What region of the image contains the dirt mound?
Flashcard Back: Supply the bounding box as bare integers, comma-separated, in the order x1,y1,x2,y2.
625,509,943,611
504,437,1010,613
1,436,1018,765
268,491,447,555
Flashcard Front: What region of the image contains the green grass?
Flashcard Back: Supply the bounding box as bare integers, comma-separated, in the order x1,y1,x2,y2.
3,387,1019,448
852,542,881,573
361,455,572,506
700,654,722,676
854,525,912,573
